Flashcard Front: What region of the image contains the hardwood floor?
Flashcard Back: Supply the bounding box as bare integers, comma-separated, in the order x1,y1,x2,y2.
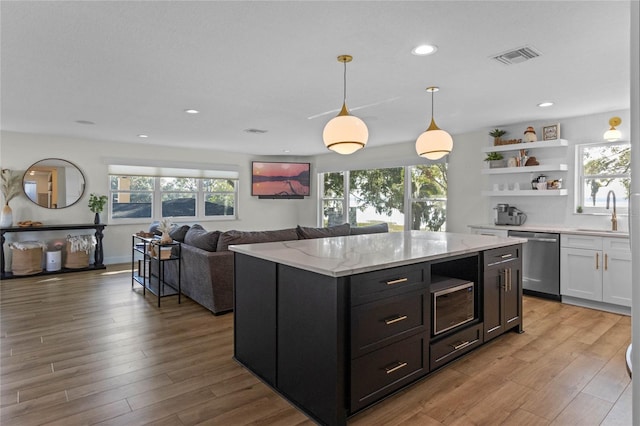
0,264,632,425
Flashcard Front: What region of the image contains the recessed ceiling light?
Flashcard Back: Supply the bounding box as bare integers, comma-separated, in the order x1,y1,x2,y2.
283,149,291,153
184,109,199,114
537,102,554,107
75,120,95,125
411,44,438,56
138,134,149,138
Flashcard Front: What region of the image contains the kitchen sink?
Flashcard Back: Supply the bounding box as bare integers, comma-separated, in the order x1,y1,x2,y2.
574,228,628,234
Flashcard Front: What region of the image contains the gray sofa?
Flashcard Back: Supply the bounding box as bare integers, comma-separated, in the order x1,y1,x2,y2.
155,222,388,314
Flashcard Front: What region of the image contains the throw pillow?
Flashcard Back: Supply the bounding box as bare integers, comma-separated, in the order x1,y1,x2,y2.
350,222,389,235
296,223,351,239
184,224,220,252
148,221,162,236
169,225,190,242
217,228,298,252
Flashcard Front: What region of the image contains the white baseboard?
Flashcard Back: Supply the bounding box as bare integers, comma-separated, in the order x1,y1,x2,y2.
562,296,631,316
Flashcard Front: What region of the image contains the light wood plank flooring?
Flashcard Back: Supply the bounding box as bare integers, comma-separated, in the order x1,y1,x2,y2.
0,264,632,425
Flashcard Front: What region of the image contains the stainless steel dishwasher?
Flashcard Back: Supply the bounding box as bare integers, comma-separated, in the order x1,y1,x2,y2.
507,230,560,300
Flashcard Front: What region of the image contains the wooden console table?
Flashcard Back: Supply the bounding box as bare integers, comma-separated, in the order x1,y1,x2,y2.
1,223,106,279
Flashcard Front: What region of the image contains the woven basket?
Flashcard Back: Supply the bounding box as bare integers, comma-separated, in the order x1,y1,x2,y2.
64,244,90,269
64,235,94,269
10,242,44,276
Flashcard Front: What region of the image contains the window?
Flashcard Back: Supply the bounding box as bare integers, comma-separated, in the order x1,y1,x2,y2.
576,141,630,214
110,175,237,222
321,172,345,227
111,176,154,219
203,178,236,217
319,164,447,231
409,164,447,231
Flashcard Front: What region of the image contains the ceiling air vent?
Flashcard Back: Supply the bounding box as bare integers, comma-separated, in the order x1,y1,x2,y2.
244,128,268,134
492,46,541,65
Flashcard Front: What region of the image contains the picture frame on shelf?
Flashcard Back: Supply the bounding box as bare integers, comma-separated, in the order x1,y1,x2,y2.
542,123,560,141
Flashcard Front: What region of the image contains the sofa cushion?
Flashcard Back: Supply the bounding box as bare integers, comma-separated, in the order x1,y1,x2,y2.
169,225,191,242
350,222,389,235
184,224,221,252
217,228,298,252
296,223,351,239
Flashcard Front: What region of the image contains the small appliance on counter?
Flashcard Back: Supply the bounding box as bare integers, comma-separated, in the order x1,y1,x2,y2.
494,203,527,225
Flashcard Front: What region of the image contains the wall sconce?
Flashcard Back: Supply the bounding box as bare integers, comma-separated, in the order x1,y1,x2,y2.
603,116,622,142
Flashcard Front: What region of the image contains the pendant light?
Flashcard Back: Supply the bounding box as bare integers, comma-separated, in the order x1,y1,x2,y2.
415,86,453,160
323,55,369,155
604,116,622,142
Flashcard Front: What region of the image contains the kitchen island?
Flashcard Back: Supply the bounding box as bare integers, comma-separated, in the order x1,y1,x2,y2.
231,231,525,426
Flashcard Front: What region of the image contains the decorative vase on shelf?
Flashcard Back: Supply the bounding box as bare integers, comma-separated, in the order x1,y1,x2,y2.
160,231,172,244
1,204,13,228
94,212,100,224
489,160,506,169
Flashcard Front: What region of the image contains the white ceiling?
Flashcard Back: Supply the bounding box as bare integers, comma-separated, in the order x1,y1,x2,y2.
0,1,631,156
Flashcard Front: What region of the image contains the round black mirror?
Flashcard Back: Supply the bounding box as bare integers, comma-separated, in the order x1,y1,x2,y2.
23,158,86,209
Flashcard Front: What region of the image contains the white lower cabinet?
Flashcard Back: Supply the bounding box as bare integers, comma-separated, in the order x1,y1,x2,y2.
601,238,632,306
560,234,631,308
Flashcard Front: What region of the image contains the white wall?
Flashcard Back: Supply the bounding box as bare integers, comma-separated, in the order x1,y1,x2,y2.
1,107,631,265
459,109,631,232
314,108,634,234
0,131,315,264
444,129,488,233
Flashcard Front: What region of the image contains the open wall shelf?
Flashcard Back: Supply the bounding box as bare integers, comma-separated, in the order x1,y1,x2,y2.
482,189,568,197
482,164,568,175
481,139,568,153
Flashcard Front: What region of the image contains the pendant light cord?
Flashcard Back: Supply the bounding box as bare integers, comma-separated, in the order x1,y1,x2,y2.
343,60,347,105
431,89,435,120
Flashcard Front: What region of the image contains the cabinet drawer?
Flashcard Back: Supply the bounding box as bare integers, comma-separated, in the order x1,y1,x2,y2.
430,323,483,370
350,333,427,412
350,264,427,305
483,246,520,268
470,227,509,238
603,237,630,252
561,234,603,250
351,291,427,358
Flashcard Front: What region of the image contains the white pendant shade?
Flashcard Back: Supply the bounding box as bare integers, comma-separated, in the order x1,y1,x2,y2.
323,105,369,155
415,87,453,160
416,128,453,160
323,55,368,155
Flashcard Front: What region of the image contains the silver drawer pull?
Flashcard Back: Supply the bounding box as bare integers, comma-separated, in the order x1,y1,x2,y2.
500,254,513,259
384,315,408,325
386,278,408,286
450,340,471,351
385,361,408,374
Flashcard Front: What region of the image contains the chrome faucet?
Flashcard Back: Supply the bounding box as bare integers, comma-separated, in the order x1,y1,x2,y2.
606,190,617,231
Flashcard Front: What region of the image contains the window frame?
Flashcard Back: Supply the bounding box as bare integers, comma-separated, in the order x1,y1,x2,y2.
575,141,630,216
318,164,447,231
109,175,238,224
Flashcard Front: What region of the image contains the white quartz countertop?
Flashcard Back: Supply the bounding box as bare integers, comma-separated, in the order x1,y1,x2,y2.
468,224,629,238
229,231,526,278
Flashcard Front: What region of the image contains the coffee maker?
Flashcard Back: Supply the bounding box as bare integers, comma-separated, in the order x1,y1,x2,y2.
494,203,527,226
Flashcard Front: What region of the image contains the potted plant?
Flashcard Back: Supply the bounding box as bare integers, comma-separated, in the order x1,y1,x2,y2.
1,169,22,228
484,152,505,168
88,193,108,224
489,128,507,145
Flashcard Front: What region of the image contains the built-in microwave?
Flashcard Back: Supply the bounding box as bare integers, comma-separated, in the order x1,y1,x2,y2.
431,276,475,335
